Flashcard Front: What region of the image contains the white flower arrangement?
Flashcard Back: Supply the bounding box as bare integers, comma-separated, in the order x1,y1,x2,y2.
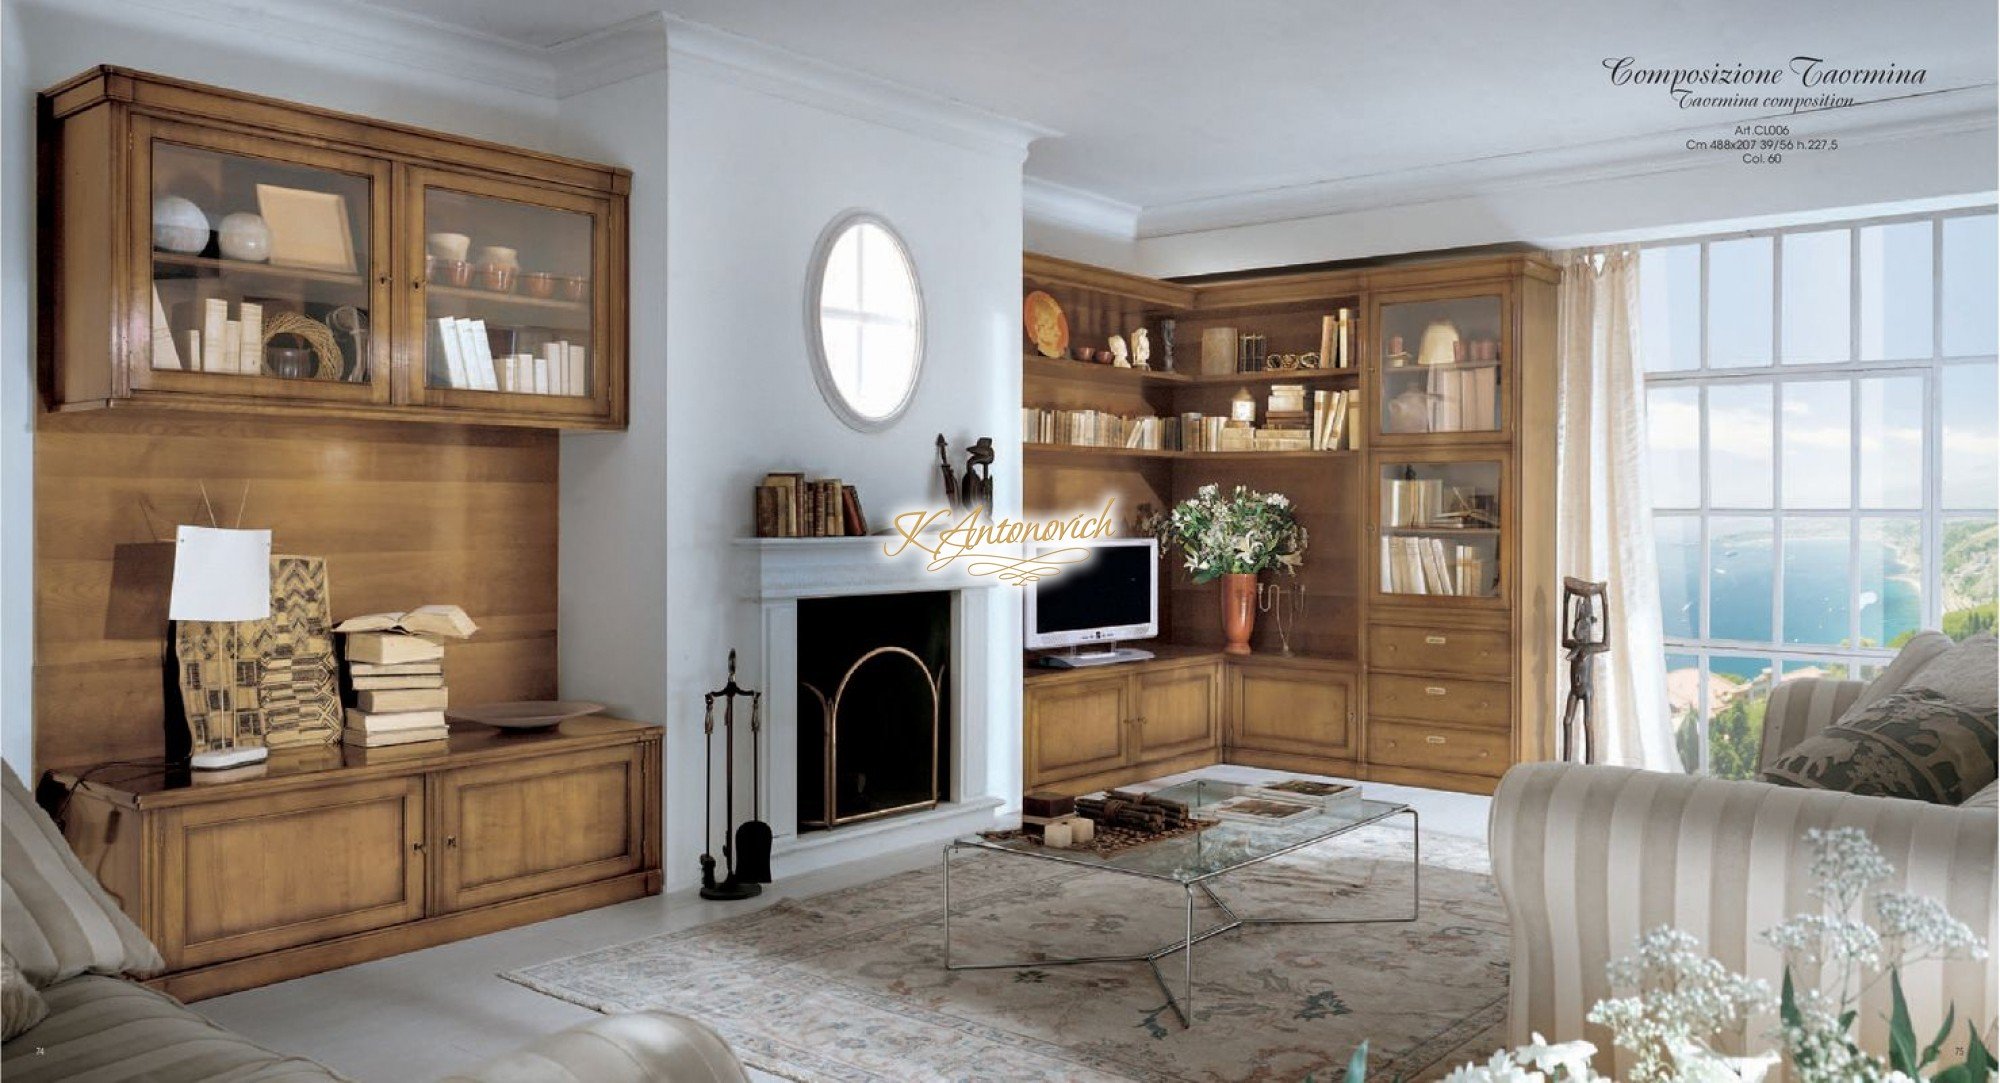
1146,483,1306,583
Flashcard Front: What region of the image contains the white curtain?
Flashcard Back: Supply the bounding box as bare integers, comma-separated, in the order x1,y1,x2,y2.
1556,248,1681,772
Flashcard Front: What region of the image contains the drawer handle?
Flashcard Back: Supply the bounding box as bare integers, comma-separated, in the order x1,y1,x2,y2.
1425,635,1448,645
412,840,426,853
446,835,459,849
1425,686,1448,696
1425,735,1447,744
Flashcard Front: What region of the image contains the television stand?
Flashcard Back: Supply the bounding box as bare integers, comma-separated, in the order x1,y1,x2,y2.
1037,645,1157,669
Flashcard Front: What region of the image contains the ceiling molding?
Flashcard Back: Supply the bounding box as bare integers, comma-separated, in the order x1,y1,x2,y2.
1135,86,1999,238
103,0,561,97
1021,177,1140,239
654,15,1056,161
548,13,671,98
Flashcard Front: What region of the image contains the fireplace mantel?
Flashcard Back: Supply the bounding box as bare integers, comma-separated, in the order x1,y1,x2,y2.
731,535,1006,880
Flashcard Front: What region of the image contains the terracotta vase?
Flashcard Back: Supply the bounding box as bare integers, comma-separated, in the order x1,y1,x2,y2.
1220,572,1257,655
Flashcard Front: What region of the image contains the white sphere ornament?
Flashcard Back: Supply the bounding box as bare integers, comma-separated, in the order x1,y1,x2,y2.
152,196,209,254
218,212,271,263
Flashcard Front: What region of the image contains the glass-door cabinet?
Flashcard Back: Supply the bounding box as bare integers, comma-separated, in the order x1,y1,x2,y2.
1370,286,1511,443
134,120,393,406
1372,452,1508,606
402,169,621,424
42,67,629,430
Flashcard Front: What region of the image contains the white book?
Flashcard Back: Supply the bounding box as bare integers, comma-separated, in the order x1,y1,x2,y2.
435,317,467,388
184,329,201,370
532,354,551,395
548,341,567,396
451,318,487,390
237,303,263,374
150,287,182,370
466,318,496,391
566,343,586,397
537,345,558,395
222,319,241,375
201,298,228,372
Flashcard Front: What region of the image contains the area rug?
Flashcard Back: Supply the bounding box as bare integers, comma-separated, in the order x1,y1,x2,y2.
504,826,1508,1082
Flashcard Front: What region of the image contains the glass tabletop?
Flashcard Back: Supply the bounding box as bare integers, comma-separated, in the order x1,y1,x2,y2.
959,779,1410,885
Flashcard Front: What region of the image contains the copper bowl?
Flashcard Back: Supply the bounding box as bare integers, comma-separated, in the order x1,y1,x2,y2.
560,276,589,302
520,271,558,299
478,263,517,293
1073,346,1097,362
436,258,473,288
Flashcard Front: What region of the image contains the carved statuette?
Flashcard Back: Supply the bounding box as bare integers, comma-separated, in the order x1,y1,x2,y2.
1131,328,1151,370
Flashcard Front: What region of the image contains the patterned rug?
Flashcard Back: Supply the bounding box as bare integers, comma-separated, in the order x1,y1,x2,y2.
504,826,1508,1082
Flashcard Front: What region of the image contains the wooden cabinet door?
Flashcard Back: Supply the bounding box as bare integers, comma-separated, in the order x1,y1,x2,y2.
1229,664,1355,758
433,745,644,913
400,166,625,427
1134,662,1222,762
157,776,425,969
1024,674,1133,788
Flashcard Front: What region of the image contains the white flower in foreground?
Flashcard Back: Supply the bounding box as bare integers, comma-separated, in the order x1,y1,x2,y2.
1803,827,1892,905
1443,1050,1545,1082
1516,1033,1598,1078
1874,892,1987,962
1668,1038,1781,1083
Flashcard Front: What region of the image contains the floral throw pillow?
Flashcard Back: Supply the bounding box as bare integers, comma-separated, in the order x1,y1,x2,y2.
1763,658,1998,805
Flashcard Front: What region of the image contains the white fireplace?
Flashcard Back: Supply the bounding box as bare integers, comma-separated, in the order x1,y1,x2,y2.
732,537,1006,879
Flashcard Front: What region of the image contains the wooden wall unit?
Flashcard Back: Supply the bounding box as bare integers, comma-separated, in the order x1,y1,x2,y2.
40,67,629,430
52,718,661,1001
32,410,559,773
1021,251,1559,796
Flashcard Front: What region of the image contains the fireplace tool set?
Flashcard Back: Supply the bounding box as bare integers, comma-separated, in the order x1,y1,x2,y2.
700,650,772,900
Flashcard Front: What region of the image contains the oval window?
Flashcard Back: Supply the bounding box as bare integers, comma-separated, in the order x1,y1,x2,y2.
808,213,924,430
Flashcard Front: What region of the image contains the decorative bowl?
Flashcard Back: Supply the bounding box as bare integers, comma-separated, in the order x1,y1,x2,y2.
447,701,606,732
478,263,517,293
266,346,314,379
436,259,473,288
560,276,588,302
520,271,558,299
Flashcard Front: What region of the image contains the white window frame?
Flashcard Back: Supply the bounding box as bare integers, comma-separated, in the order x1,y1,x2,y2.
805,211,926,432
1642,207,1998,774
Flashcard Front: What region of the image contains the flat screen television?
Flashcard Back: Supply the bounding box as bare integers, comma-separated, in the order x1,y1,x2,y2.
1022,538,1158,667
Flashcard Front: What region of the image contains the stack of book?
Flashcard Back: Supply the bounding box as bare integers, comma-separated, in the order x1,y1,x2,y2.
1258,384,1312,450
1309,389,1358,450
755,473,866,537
431,316,587,396
1022,407,1178,450
1317,309,1355,369
1425,364,1499,432
1382,476,1447,528
151,292,267,374
334,605,478,748
1177,413,1231,452
1381,535,1489,596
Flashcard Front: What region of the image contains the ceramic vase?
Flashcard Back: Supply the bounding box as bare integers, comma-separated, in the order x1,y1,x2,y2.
1220,572,1257,655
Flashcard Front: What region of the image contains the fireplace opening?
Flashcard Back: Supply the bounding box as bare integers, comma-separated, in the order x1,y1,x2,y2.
797,591,951,832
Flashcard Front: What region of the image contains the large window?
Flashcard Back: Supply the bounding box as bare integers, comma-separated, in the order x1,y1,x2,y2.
1642,209,1998,777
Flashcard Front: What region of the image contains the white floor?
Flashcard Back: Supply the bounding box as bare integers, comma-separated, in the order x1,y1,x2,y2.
199,767,1491,1081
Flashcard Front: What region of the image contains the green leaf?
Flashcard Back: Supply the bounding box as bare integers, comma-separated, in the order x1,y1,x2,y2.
1965,1021,1994,1073
1345,1040,1369,1083
1889,970,1919,1075
1780,968,1803,1030
1922,1001,1957,1070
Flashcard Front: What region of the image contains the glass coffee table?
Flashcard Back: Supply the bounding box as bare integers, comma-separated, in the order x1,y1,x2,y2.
942,778,1418,1028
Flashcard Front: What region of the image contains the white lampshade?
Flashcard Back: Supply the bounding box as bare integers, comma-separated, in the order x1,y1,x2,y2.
168,526,272,622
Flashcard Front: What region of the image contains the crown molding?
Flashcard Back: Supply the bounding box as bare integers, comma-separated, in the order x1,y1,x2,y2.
96,0,559,97
1136,85,1999,238
1021,177,1140,239
653,15,1055,160
548,13,670,98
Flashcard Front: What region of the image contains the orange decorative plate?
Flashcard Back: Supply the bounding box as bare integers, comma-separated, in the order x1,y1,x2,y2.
1023,290,1069,359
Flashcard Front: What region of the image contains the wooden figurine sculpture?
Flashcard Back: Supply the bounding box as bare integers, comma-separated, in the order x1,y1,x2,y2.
1107,333,1130,368
960,437,995,516
1560,577,1610,764
1130,327,1151,370
935,434,959,512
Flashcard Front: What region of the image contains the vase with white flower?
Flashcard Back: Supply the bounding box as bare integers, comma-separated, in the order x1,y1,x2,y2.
1148,484,1306,654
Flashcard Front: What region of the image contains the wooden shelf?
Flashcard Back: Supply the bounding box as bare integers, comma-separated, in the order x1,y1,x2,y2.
1183,368,1360,387
428,284,589,315
1382,526,1500,535
1025,444,1355,464
1023,354,1190,386
1381,360,1502,374
154,251,366,288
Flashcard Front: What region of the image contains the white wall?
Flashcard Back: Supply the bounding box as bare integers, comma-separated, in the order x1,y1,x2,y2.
0,0,562,771
554,35,1032,894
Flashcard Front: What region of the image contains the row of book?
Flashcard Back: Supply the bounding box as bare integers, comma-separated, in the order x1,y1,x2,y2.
1382,477,1448,528
754,473,869,538
151,291,266,373
1021,408,1172,450
1381,536,1490,597
1420,365,1500,433
432,316,587,396
1021,405,1360,453
335,605,477,748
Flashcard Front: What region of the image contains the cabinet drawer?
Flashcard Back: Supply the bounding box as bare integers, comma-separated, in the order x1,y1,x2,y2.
1369,624,1509,677
1229,664,1355,758
1136,662,1222,762
1369,673,1510,728
1024,674,1133,786
1369,722,1508,778
435,746,643,913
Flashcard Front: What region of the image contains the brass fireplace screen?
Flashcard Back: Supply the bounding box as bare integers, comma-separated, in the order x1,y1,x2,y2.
799,646,943,830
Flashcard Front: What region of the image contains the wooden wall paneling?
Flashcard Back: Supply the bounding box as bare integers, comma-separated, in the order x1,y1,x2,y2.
32,410,559,772
1513,273,1560,764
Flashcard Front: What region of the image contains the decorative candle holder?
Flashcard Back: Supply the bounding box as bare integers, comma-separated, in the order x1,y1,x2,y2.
1257,582,1307,656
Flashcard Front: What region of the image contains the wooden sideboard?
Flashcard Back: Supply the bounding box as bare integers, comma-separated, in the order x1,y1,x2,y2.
48,717,661,1000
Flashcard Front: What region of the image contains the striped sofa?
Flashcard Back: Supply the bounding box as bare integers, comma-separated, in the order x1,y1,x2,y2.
1,764,747,1082
1490,638,1997,1067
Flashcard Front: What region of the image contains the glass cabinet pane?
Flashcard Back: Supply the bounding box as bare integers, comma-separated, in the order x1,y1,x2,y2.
150,143,372,382
1378,296,1503,435
1378,460,1502,598
423,189,594,397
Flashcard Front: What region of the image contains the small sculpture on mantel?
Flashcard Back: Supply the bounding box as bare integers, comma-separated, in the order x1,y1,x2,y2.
1560,577,1610,764
1107,333,1130,368
960,437,995,516
935,434,960,512
1130,328,1152,370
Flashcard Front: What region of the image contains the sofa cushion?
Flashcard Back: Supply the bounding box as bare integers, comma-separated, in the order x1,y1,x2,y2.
1966,780,2000,810
439,1012,750,1083
1,955,46,1041
0,975,344,1081
1,765,163,987
1855,631,1954,708
1763,634,1998,804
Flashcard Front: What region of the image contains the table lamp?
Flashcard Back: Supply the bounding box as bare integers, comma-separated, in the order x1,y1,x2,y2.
169,525,273,770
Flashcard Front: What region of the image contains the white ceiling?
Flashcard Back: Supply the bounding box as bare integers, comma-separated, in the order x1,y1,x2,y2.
354,0,1998,232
